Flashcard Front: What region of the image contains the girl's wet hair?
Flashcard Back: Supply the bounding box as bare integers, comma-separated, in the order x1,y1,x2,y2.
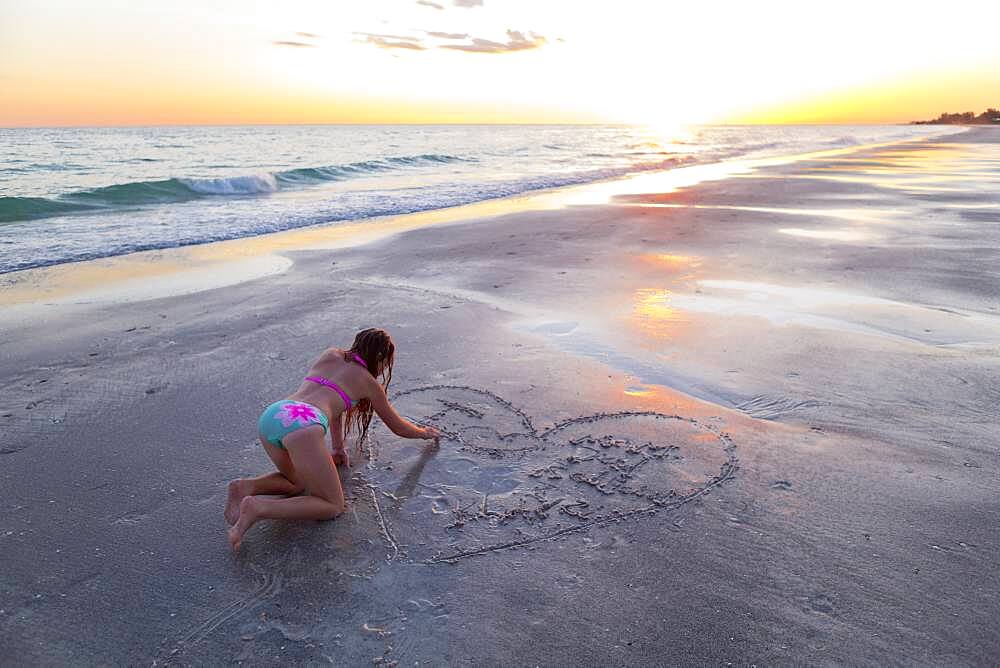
344,328,395,446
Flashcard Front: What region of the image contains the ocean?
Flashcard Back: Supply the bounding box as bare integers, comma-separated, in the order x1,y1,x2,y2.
0,124,957,274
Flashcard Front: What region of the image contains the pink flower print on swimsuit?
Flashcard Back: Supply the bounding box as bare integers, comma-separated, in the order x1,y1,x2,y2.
275,402,322,428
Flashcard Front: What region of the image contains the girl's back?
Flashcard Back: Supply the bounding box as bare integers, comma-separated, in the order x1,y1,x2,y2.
289,348,368,419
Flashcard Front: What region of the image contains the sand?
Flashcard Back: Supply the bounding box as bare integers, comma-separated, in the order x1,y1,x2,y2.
1,128,999,665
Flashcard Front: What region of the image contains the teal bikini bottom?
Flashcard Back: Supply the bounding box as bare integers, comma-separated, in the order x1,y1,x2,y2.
258,400,330,449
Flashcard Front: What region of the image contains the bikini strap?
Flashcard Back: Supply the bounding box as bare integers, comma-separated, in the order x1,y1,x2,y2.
304,376,353,410
351,352,368,369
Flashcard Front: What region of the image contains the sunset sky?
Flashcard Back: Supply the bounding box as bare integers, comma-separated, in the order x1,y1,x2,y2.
1,0,998,127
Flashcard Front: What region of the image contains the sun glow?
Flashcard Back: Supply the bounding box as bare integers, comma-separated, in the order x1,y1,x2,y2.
0,0,997,126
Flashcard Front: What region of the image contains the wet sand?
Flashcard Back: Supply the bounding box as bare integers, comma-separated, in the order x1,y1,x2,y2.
2,128,999,665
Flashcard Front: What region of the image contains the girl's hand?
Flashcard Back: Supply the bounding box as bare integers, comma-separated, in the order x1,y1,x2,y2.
332,446,350,468
422,425,441,443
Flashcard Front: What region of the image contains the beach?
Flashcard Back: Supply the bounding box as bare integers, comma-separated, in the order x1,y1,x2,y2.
2,127,999,665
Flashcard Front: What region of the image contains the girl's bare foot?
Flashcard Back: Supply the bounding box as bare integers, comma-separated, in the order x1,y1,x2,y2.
224,480,248,525
227,496,259,551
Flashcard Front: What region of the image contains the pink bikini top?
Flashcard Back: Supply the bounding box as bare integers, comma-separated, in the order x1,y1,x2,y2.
304,353,368,411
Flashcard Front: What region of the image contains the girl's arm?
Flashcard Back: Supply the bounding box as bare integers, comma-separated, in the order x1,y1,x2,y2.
368,381,440,441
330,412,349,467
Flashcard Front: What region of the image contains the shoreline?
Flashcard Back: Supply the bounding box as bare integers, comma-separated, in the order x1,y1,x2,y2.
0,127,969,311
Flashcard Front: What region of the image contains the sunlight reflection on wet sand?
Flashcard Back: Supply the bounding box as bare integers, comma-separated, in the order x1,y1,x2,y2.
778,227,874,242
793,143,1000,192
629,278,1000,346
631,288,690,340
621,202,895,225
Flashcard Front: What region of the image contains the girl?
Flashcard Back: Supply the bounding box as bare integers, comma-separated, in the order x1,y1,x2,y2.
225,328,440,550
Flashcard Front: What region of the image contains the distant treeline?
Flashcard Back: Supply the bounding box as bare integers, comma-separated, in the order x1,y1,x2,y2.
912,109,1000,125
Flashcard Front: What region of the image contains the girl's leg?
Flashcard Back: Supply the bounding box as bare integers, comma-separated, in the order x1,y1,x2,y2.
224,438,304,525
228,426,345,550
224,472,303,525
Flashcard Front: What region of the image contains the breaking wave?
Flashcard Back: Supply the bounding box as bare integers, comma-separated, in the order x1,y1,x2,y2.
0,154,470,224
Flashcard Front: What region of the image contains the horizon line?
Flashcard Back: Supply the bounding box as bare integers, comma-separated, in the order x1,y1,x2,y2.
1,120,923,130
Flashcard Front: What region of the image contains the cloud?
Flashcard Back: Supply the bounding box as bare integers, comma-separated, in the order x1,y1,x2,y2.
424,30,469,39
354,32,427,51
354,32,422,43
353,27,546,55
417,0,482,8
274,31,321,48
439,29,546,53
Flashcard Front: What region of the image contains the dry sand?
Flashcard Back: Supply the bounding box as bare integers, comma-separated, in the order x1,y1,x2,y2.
1,128,998,665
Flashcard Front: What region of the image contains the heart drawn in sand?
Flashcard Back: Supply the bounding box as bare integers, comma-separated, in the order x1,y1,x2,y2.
366,385,738,564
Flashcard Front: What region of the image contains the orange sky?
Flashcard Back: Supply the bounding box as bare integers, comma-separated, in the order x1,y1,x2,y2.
1,0,998,127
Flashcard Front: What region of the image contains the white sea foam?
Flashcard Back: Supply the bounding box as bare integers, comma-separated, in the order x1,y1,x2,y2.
180,173,279,195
